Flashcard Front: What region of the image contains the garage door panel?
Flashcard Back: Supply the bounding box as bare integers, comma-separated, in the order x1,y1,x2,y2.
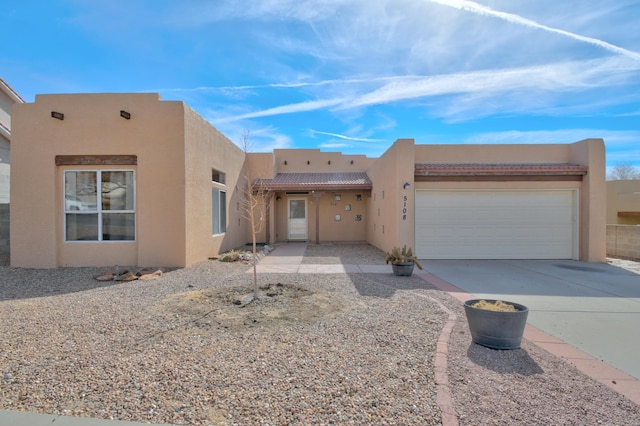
416,190,576,259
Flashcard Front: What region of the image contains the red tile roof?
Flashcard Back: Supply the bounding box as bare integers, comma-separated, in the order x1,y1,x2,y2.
415,163,588,176
254,172,372,191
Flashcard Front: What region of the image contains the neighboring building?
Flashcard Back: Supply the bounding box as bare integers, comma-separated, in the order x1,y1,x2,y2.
0,78,25,203
606,180,640,225
0,78,25,257
10,93,606,268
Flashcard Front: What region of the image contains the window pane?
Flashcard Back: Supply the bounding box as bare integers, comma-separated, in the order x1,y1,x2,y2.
212,169,226,184
220,190,227,233
102,213,135,240
212,189,220,234
212,189,227,234
66,213,99,241
290,200,306,219
65,171,97,211
102,171,134,211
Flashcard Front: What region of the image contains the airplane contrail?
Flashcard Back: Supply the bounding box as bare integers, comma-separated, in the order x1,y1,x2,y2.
428,0,640,61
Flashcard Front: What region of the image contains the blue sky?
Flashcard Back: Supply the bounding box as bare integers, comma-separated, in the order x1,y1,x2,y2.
3,1,640,171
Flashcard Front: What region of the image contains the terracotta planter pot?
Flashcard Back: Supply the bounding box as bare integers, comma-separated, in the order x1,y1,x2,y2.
464,299,529,350
392,262,415,276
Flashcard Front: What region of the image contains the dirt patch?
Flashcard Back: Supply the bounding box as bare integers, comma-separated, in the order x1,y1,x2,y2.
153,282,349,332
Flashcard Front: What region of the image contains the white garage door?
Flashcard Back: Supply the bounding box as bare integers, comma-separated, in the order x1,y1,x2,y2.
415,190,577,259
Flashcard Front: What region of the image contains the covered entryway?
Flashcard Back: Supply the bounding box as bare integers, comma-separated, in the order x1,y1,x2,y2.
415,190,578,259
253,172,372,244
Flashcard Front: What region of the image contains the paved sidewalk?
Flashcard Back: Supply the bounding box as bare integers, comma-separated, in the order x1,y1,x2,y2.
255,242,391,274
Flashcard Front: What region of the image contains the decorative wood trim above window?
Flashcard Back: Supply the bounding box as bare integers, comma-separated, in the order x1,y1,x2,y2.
618,211,640,217
55,155,137,166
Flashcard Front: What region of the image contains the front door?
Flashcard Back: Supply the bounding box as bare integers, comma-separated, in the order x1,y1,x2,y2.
288,198,308,240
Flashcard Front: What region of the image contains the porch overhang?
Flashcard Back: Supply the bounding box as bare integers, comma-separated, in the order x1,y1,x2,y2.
254,172,372,191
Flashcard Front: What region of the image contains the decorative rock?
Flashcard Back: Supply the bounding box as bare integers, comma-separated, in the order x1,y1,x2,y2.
95,274,115,282
114,271,137,281
139,270,163,281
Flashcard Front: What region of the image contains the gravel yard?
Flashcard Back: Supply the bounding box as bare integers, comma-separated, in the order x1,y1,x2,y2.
1,245,639,425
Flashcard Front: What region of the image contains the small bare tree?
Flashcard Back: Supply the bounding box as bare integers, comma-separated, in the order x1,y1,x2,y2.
608,162,640,180
238,130,270,302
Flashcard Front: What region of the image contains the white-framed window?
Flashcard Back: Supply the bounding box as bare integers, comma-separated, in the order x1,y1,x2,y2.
212,188,227,235
64,170,135,241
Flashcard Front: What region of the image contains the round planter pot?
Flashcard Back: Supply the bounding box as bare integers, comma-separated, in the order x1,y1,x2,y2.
392,262,415,276
464,299,529,350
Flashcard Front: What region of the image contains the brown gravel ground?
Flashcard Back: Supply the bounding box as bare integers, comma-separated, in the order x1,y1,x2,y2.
0,245,639,425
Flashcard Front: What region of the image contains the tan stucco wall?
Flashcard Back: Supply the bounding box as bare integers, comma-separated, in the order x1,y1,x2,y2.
365,139,416,254
272,149,374,173
11,94,190,267
606,180,640,225
415,143,572,163
569,139,606,262
11,93,252,268
183,105,248,264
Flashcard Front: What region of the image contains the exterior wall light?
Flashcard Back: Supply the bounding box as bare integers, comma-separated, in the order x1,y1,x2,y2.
51,111,64,120
403,182,411,189
120,110,131,119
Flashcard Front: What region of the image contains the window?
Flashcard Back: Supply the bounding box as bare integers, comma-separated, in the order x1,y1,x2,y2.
64,170,135,241
212,169,226,184
212,188,227,235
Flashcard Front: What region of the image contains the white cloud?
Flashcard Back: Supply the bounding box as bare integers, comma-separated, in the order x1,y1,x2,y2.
310,129,384,142
217,98,345,122
426,0,640,61
204,56,639,123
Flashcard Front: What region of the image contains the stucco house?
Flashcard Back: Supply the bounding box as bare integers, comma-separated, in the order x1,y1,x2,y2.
10,93,606,268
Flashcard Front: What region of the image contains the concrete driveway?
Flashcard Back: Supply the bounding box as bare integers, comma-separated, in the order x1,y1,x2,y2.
420,259,640,380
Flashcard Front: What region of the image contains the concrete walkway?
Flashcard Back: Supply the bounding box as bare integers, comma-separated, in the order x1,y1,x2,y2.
255,242,391,274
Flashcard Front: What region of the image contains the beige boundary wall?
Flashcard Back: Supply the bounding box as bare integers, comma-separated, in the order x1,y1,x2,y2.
606,180,640,225
607,225,640,260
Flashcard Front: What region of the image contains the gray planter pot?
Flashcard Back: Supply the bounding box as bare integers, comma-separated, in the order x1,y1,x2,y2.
392,262,415,276
464,299,529,350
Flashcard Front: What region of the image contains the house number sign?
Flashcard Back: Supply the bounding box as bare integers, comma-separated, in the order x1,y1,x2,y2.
402,195,408,220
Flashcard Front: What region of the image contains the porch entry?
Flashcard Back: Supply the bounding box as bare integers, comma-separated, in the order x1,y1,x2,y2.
288,197,308,240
